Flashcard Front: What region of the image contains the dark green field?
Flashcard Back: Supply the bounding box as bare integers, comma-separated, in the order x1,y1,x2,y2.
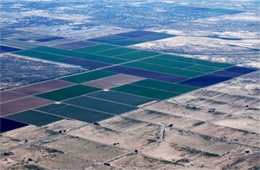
88,90,153,106
65,96,137,115
36,104,113,123
36,85,100,101
6,110,63,126
74,44,118,53
112,84,179,100
97,47,138,56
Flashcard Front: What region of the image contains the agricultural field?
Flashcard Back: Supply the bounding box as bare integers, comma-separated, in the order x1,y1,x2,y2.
0,0,259,169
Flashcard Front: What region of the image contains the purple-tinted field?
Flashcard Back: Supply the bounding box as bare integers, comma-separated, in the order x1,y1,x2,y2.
0,96,52,116
53,41,97,50
0,91,27,103
105,66,188,83
11,80,74,95
84,74,144,89
35,36,65,42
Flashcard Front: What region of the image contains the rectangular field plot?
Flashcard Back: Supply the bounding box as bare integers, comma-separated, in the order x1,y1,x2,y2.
184,64,221,73
108,31,175,45
11,80,74,95
156,54,233,68
65,96,137,115
13,50,68,61
112,84,179,100
97,47,138,57
33,46,124,64
124,62,204,77
0,117,28,133
84,74,144,89
0,45,21,53
179,74,232,88
32,46,92,58
32,46,95,58
109,39,143,46
32,46,77,56
132,79,198,94
36,85,100,101
73,44,118,54
35,103,68,112
114,51,159,60
62,70,116,83
35,36,65,42
213,66,258,77
60,58,111,69
140,58,193,69
116,31,155,38
36,104,113,123
130,32,175,42
53,41,96,50
88,35,128,43
0,96,52,116
0,91,27,103
70,53,126,64
6,110,63,126
105,66,187,83
88,90,153,106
